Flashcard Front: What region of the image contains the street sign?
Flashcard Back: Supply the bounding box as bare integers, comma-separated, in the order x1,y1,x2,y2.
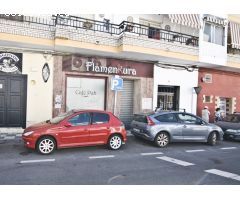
111,76,123,91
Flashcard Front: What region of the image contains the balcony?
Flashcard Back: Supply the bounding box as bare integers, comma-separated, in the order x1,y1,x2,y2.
0,15,199,62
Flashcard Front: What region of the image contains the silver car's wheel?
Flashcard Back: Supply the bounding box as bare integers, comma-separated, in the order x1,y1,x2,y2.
108,135,122,150
37,137,56,155
208,132,217,146
155,132,169,147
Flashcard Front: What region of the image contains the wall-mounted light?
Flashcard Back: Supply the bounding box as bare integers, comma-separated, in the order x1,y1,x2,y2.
42,63,50,83
194,86,202,94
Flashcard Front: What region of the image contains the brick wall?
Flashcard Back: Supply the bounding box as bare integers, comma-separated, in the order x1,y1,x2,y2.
197,68,240,122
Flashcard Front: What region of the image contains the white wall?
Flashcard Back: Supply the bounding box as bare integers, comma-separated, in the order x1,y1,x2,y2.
153,65,199,114
22,53,53,126
199,14,227,65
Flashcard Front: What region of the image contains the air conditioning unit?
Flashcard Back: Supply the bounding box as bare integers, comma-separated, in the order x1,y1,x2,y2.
83,21,93,29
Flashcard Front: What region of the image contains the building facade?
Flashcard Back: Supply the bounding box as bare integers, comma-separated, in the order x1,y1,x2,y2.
0,14,240,127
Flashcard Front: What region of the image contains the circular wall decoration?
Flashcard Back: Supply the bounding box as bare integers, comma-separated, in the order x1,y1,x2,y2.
73,57,82,68
42,63,50,83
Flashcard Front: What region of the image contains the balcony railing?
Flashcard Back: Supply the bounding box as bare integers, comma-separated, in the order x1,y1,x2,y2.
0,14,199,47
0,14,56,26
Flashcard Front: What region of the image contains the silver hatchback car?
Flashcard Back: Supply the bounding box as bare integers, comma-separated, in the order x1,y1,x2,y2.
130,111,224,147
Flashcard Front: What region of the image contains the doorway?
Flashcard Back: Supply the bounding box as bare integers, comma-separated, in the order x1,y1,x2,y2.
157,86,180,111
0,74,27,128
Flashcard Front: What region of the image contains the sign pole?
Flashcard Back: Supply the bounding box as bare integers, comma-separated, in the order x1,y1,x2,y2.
114,90,117,115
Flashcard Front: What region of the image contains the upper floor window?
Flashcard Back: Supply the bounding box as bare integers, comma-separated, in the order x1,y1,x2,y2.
204,22,225,46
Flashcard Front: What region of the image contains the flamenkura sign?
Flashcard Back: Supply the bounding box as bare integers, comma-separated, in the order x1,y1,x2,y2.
0,52,22,74
86,61,137,76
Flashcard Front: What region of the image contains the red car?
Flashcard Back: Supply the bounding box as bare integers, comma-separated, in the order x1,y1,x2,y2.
22,110,127,155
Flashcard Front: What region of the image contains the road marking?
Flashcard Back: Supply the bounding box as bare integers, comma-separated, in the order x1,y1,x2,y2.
220,147,237,150
185,149,205,153
205,169,240,182
157,156,195,166
141,152,163,156
19,159,55,164
89,155,115,159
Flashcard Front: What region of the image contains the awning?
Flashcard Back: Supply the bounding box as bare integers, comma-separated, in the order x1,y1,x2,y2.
204,15,227,26
229,21,240,49
168,14,201,29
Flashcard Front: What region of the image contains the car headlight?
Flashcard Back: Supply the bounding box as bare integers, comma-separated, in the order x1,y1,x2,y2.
226,129,240,133
23,131,34,136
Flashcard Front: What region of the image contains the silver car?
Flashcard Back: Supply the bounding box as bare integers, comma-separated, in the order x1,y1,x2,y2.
130,111,224,147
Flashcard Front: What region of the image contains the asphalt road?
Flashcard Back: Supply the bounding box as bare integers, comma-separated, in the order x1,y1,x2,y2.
0,136,240,185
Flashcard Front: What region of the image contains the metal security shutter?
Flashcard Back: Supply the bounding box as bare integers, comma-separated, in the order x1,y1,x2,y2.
119,80,134,129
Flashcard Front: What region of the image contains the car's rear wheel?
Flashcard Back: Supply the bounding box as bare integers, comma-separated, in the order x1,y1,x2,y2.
208,132,217,146
108,134,122,150
37,136,56,155
155,132,169,147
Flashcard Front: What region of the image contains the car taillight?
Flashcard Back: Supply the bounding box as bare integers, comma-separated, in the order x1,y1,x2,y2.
147,116,155,126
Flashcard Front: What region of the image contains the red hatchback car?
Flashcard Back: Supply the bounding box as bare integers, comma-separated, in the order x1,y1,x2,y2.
22,110,127,155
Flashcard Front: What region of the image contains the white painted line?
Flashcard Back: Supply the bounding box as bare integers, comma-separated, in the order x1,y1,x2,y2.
156,156,195,166
205,169,240,182
185,149,205,153
220,147,237,150
141,152,163,156
19,159,55,164
89,155,115,159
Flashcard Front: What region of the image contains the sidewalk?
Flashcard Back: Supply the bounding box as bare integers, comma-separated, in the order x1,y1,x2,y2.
0,128,23,141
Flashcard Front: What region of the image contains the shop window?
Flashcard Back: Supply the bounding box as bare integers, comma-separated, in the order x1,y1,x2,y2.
203,22,225,46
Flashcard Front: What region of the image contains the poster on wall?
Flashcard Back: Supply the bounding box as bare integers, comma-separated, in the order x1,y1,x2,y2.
66,77,105,111
0,52,22,74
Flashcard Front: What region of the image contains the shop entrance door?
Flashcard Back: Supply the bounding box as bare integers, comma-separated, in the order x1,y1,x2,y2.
157,86,180,111
0,74,27,128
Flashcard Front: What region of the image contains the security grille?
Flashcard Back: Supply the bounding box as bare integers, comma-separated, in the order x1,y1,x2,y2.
119,80,134,129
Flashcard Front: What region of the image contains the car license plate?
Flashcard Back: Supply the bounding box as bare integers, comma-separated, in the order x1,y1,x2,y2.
133,128,140,133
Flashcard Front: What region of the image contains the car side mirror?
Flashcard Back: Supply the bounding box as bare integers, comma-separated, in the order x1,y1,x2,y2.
197,120,204,125
64,122,72,128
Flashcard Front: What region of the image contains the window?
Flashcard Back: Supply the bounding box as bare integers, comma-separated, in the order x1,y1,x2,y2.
68,113,90,126
155,113,178,123
92,113,109,124
177,113,201,124
203,22,224,46
205,96,211,103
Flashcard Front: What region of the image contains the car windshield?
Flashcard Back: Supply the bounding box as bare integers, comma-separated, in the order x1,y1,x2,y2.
49,110,74,124
223,114,240,123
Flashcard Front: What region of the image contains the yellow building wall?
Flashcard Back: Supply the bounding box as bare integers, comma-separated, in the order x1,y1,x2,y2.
22,53,53,126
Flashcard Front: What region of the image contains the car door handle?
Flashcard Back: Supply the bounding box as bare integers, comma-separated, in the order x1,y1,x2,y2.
183,125,187,128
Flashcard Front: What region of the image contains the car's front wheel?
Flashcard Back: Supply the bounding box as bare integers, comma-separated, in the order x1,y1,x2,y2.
108,134,122,150
155,132,169,147
37,136,56,155
208,132,217,146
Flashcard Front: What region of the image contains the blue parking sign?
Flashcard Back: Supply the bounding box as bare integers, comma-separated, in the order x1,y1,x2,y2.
111,76,123,91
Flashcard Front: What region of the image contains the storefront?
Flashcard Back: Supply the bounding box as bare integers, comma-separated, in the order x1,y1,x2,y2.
0,51,54,128
53,55,154,128
197,68,240,122
153,65,199,114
